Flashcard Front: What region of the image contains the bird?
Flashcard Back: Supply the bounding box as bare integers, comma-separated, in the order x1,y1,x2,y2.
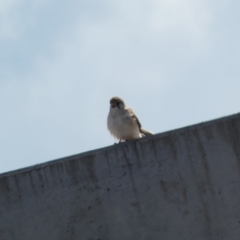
107,96,153,142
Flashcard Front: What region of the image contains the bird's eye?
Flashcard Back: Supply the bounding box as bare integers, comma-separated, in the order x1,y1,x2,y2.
116,101,122,109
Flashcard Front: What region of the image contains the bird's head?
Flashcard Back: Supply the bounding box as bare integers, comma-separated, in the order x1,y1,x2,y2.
109,97,125,109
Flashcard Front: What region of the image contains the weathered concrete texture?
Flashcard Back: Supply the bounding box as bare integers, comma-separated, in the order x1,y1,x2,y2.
1,114,240,240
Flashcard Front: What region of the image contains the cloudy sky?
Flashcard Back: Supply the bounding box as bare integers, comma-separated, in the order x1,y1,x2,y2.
1,0,240,173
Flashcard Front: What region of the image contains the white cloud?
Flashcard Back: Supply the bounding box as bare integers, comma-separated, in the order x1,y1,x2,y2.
102,0,214,52
0,0,214,126
0,4,21,40
0,0,52,41
149,0,211,51
0,0,30,41
0,0,18,12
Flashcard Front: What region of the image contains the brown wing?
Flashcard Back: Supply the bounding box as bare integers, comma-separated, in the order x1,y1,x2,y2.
127,107,153,136
127,107,142,129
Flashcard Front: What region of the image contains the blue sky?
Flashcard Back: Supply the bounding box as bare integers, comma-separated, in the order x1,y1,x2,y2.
1,0,240,173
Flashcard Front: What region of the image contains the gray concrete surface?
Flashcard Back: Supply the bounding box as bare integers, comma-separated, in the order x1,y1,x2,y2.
1,113,240,240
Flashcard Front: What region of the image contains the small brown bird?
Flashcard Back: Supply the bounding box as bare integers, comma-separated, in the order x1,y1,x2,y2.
107,97,153,142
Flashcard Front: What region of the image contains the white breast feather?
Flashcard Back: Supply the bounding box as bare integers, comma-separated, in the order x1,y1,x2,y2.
107,107,141,140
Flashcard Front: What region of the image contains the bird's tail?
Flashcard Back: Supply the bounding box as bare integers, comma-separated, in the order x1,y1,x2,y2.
140,128,153,137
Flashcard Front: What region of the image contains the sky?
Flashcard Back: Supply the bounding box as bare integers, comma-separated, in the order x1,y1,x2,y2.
1,0,240,173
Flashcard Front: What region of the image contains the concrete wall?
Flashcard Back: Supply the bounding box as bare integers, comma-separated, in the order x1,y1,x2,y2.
1,113,240,240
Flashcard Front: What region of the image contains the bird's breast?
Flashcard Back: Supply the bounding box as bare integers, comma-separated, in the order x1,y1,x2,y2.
107,109,141,140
